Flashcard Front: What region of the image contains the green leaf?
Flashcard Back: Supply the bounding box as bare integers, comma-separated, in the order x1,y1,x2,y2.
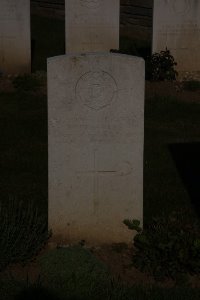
123,219,142,232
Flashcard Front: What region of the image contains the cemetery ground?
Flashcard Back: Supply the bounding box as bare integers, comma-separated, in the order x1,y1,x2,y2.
0,15,200,299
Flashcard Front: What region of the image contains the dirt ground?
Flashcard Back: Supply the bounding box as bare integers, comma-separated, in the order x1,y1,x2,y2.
1,242,200,289
145,80,200,104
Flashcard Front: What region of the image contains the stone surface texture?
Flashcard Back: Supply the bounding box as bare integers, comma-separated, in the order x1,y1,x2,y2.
0,0,31,74
65,0,119,53
31,0,153,41
153,0,200,72
48,53,144,245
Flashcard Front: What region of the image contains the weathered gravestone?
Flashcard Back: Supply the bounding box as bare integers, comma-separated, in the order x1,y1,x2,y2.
0,0,31,74
152,0,200,73
65,0,119,53
48,53,144,245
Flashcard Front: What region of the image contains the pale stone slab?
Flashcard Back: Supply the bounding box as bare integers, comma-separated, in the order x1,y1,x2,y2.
48,53,144,245
152,0,200,73
0,0,31,74
65,0,119,53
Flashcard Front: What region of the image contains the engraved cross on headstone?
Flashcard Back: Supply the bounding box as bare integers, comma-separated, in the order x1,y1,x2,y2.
77,149,132,213
77,150,116,213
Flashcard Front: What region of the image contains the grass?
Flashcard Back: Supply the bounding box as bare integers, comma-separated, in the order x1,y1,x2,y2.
0,14,200,300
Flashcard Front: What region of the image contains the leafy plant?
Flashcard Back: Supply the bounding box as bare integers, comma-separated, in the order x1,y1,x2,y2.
124,211,200,281
123,219,142,233
0,197,51,271
146,48,178,81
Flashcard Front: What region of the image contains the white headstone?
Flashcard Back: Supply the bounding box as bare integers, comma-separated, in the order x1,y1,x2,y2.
152,0,200,73
48,53,144,245
0,0,31,74
65,0,120,53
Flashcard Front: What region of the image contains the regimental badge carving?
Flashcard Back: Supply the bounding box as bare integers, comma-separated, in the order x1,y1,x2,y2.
171,0,190,15
79,0,102,9
0,0,16,18
75,71,117,111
